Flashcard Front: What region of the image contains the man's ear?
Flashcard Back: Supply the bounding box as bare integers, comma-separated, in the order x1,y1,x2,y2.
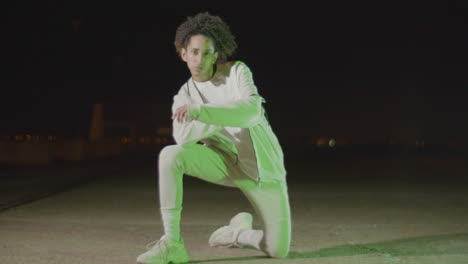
181,48,187,62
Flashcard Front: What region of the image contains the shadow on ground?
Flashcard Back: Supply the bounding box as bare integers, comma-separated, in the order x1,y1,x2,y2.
289,233,468,259
189,233,468,263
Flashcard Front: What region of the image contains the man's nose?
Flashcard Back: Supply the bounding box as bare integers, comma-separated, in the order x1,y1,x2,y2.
197,54,204,64
196,53,206,64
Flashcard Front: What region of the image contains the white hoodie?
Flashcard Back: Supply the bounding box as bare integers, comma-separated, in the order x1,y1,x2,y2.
171,60,287,187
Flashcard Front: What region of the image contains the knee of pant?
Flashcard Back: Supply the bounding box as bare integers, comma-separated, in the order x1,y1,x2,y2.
260,229,290,259
158,144,185,167
265,245,290,259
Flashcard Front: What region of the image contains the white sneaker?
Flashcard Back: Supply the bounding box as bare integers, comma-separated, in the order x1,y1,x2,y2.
208,212,253,248
136,235,189,264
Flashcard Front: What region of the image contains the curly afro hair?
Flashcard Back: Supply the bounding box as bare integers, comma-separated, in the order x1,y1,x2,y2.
174,11,238,64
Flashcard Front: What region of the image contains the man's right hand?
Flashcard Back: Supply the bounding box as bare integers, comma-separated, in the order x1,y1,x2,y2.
172,104,189,123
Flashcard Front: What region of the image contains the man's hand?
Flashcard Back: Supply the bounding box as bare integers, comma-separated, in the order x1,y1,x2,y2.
172,104,189,123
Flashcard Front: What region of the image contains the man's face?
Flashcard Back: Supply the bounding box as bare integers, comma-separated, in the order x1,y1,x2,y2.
181,34,218,80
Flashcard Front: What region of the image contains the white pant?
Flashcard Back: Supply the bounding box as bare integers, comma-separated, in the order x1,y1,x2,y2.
158,143,292,258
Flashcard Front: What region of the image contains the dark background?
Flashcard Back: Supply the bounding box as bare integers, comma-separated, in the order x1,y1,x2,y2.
2,1,467,149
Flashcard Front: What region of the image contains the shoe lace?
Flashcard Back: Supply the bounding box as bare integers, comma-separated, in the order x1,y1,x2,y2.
146,240,158,250
146,238,167,251
144,238,170,263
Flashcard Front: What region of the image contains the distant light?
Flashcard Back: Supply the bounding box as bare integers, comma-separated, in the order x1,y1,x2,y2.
328,139,336,147
138,137,151,144
316,137,328,148
156,127,172,136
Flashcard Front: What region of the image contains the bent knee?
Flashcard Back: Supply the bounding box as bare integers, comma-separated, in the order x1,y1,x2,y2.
261,238,290,259
266,247,289,259
159,144,184,159
158,144,186,167
266,250,289,258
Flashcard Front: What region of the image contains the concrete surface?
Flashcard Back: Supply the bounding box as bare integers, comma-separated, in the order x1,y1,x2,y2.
1,150,468,264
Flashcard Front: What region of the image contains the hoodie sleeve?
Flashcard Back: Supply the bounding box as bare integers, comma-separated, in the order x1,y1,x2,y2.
187,61,266,128
172,85,224,147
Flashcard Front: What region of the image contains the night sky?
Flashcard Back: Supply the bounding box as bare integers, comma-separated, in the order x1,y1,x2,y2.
3,1,467,146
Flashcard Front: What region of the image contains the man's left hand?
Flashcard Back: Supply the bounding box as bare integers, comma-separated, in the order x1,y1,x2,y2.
172,104,189,123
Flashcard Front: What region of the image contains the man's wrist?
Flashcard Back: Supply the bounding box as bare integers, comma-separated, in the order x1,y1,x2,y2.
188,103,201,119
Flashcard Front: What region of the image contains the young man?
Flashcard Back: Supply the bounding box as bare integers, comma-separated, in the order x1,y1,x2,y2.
136,11,291,264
